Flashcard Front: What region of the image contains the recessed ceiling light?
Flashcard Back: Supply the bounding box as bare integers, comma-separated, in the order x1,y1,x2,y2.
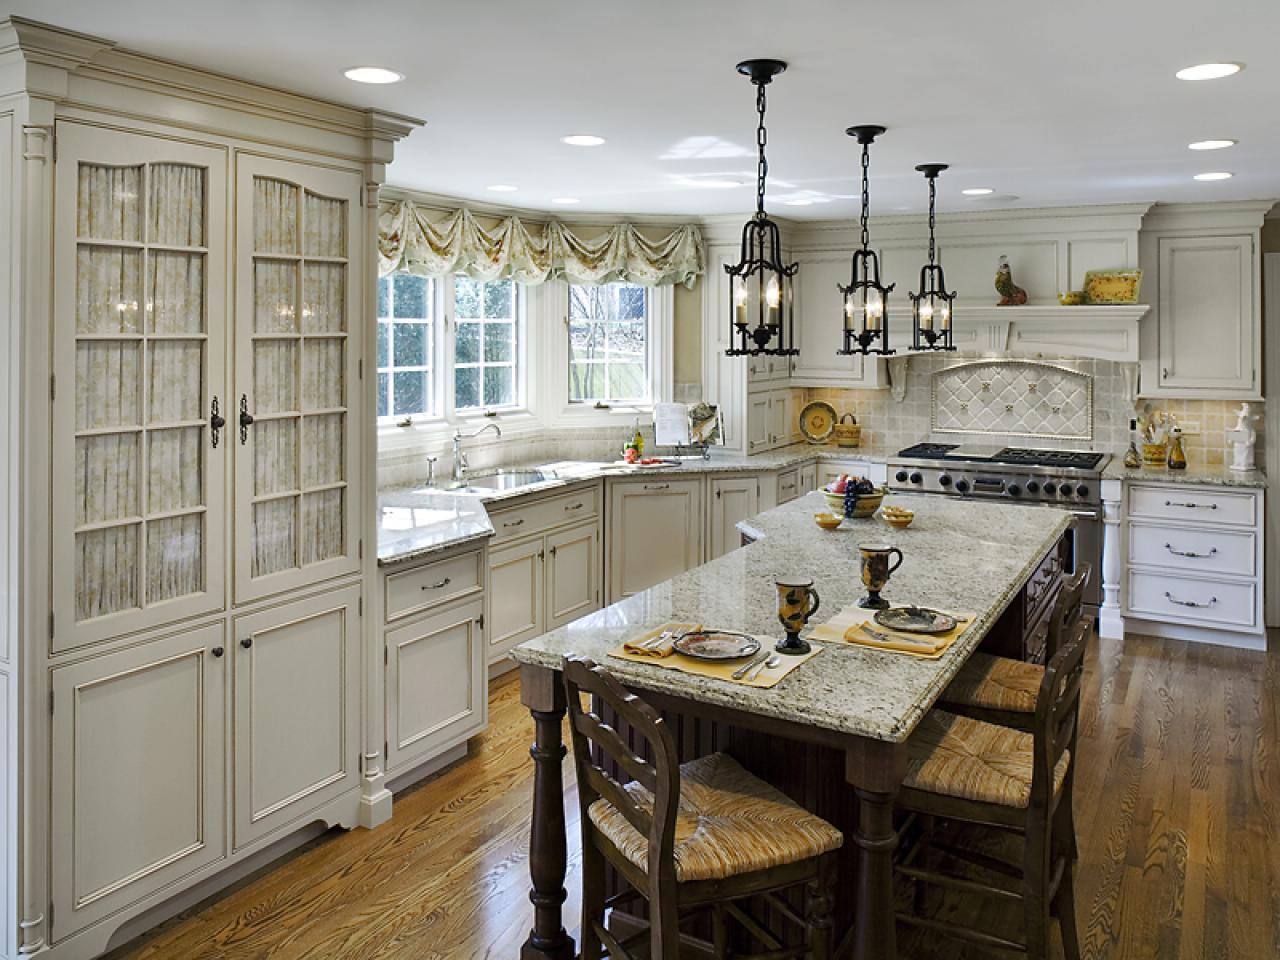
962,187,994,196
561,134,606,147
1193,171,1233,181
674,177,744,189
552,197,580,205
781,198,814,206
1188,139,1237,151
1175,62,1242,81
343,66,404,84
487,184,518,192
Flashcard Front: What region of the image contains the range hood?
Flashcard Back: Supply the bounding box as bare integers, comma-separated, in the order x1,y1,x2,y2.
922,304,1149,362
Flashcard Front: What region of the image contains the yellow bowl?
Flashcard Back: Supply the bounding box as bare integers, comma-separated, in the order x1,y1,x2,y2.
814,512,844,531
884,514,914,529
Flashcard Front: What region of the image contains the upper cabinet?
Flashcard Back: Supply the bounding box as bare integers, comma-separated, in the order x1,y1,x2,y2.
234,156,365,603
52,123,229,652
791,252,888,388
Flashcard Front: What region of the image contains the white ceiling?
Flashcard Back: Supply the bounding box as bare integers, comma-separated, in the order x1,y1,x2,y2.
9,0,1280,219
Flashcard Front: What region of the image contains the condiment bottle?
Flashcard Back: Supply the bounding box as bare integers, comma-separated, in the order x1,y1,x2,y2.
1167,427,1187,470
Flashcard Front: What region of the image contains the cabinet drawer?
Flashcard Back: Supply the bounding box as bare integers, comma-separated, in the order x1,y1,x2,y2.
1129,522,1256,577
488,484,599,545
1127,484,1257,526
1126,569,1256,630
385,549,484,622
777,469,800,504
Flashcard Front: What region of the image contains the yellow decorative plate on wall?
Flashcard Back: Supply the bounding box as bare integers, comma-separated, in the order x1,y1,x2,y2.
1083,269,1142,304
799,401,837,443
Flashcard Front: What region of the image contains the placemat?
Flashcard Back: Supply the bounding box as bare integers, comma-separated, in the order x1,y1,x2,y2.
810,606,976,660
610,621,822,689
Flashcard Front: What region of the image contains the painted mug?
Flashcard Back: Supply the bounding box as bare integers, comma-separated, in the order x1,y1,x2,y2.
858,543,904,609
775,575,821,655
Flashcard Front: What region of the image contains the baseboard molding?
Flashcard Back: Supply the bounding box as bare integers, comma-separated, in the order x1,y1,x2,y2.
386,742,470,794
1125,617,1267,650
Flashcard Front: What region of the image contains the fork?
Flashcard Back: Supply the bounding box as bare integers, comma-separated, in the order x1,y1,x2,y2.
732,650,771,680
859,624,937,648
745,654,781,682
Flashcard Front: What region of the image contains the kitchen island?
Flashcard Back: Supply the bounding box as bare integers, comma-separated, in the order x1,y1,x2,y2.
511,491,1071,960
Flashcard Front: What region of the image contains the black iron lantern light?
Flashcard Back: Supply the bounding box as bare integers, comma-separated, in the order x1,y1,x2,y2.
838,125,895,356
909,164,958,351
725,58,799,358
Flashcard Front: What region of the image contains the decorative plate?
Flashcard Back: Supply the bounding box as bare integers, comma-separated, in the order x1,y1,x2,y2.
799,401,838,444
1083,269,1142,305
673,630,761,660
874,606,958,635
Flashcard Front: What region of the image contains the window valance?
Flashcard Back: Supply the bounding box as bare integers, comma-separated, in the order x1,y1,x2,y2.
377,201,704,288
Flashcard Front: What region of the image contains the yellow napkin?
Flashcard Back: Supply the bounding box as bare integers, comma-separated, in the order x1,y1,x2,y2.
811,606,975,660
621,622,701,659
611,632,823,689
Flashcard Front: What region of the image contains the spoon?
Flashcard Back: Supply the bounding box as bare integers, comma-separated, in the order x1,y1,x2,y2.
746,654,782,682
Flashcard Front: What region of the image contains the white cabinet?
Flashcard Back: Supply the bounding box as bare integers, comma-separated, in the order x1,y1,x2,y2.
546,523,602,628
746,388,794,453
817,458,888,490
798,462,819,494
708,476,760,560
232,584,362,848
488,538,545,654
607,478,704,601
51,622,227,940
790,252,888,389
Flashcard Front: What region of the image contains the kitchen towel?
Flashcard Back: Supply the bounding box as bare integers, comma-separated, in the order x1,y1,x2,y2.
610,623,821,689
811,606,975,660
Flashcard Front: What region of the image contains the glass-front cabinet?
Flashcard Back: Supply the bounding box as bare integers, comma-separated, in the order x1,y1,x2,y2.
234,156,363,603
52,124,229,652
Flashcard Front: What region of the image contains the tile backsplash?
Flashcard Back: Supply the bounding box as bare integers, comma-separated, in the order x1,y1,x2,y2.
803,352,1264,466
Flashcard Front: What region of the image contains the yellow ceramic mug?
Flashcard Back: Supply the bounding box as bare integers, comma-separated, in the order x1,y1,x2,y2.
775,575,821,655
858,543,904,610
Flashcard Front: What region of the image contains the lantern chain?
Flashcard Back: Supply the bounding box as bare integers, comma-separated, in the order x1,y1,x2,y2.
859,141,871,250
755,81,768,218
927,174,937,264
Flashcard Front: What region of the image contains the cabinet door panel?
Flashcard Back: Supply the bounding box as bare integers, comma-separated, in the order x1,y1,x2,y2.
52,122,228,651
791,253,884,386
546,523,601,629
709,477,759,560
746,393,773,453
608,479,703,601
385,603,486,772
234,155,363,603
233,584,360,848
51,622,226,939
1157,235,1254,393
488,538,545,659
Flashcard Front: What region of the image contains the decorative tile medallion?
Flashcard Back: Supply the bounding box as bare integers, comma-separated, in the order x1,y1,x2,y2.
931,359,1093,440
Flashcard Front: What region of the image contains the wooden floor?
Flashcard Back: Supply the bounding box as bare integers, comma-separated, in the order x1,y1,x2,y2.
107,630,1278,960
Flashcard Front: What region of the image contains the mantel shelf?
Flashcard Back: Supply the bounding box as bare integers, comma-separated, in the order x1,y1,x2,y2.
949,303,1151,323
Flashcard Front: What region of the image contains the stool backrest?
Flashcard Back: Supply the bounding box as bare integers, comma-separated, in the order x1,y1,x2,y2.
1045,562,1091,661
1031,616,1089,810
562,657,681,891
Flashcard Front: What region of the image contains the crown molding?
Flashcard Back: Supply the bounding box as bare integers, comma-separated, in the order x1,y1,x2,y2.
1142,200,1276,232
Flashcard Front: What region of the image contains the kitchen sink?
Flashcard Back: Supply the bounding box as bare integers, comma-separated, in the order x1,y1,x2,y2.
448,469,550,493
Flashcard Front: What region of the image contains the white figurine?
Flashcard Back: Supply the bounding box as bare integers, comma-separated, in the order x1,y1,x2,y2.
1225,402,1257,473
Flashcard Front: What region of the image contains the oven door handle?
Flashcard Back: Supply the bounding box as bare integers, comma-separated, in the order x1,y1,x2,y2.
1065,507,1102,521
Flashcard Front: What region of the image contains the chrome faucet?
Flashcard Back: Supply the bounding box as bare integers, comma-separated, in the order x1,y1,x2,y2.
452,422,502,483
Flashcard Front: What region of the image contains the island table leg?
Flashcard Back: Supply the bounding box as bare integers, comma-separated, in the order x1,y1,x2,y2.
846,742,905,960
521,665,575,960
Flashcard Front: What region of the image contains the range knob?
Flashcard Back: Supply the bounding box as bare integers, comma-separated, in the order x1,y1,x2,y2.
1007,483,1021,497
1076,484,1090,498
1042,482,1058,495
1057,482,1073,497
954,479,970,494
895,470,909,483
909,472,923,485
938,474,953,487
1025,480,1040,494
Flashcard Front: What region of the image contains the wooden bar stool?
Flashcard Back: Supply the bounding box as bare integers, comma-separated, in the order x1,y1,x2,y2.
939,563,1091,731
563,657,843,960
893,618,1089,960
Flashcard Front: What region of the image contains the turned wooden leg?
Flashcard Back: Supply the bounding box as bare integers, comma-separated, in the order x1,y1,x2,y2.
521,667,575,960
851,787,899,960
805,853,836,960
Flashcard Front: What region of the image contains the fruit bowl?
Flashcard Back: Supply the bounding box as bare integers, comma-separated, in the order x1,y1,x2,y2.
823,487,887,519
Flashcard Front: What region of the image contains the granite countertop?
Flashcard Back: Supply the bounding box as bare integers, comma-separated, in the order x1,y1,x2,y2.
510,491,1070,744
1101,459,1266,489
376,488,495,566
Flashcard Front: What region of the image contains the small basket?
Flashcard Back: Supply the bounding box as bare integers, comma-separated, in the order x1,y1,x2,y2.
1142,442,1168,467
834,413,862,449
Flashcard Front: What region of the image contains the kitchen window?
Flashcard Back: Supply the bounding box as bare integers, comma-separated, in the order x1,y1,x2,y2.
376,273,434,419
568,282,650,405
454,276,520,411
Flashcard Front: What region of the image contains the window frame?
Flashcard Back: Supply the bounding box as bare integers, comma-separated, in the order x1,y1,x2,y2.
448,274,526,418
375,273,438,424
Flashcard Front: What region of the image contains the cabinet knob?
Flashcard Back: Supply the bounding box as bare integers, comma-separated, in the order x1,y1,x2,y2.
210,397,226,448
240,637,253,649
239,394,255,445
211,646,224,658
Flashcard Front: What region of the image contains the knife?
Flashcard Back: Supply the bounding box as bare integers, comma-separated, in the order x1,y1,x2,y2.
732,650,771,680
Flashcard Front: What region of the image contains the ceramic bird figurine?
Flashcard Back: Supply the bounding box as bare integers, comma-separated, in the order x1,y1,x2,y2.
994,255,1028,305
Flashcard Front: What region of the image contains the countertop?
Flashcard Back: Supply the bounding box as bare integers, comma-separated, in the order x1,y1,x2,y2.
376,488,495,566
509,491,1070,744
1101,460,1266,489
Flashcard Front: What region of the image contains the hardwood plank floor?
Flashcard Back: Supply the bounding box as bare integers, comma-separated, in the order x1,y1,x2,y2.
107,630,1278,959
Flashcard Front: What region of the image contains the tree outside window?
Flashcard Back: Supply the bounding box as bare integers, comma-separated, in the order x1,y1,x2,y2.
568,282,649,404
455,276,519,410
376,273,433,419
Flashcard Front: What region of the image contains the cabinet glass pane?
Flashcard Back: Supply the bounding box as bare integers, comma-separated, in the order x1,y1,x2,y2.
253,178,298,254
303,193,346,258
302,339,344,410
147,513,203,603
300,489,344,565
301,414,344,487
77,247,142,333
147,252,204,334
75,341,140,430
148,164,206,247
76,525,139,619
148,341,204,423
254,260,297,333
148,428,202,512
252,498,296,578
76,433,140,525
77,164,142,242
254,419,297,496
254,341,297,414
302,263,345,333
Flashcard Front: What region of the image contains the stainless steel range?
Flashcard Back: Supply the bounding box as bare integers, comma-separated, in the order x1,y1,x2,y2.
887,442,1110,612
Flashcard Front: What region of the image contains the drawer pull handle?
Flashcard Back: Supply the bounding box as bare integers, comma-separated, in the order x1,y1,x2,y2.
503,518,525,528
1164,543,1217,559
564,502,584,511
1164,591,1217,609
1165,500,1217,510
644,483,670,491
421,577,452,591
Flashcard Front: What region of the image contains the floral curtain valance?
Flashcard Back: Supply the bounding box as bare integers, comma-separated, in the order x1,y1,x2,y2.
377,200,704,288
